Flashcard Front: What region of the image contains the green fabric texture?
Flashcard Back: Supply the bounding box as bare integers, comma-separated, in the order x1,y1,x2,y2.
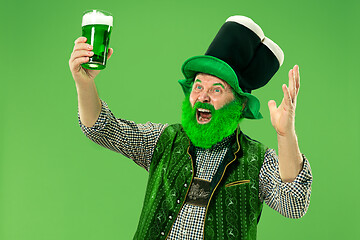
204,129,266,239
179,55,263,119
133,124,267,239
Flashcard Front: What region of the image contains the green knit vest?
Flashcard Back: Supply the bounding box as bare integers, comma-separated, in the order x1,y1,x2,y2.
133,124,267,240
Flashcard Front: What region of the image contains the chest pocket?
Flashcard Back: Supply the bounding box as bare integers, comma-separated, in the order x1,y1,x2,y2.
225,180,250,188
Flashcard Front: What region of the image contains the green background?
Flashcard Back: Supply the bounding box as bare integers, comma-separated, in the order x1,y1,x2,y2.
1,0,359,239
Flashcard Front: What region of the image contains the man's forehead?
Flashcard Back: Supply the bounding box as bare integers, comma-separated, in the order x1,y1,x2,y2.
194,73,230,87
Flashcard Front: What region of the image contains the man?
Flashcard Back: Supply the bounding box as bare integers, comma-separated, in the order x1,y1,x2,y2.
69,16,312,240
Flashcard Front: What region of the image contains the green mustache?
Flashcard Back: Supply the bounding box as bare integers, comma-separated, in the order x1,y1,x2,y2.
193,102,215,112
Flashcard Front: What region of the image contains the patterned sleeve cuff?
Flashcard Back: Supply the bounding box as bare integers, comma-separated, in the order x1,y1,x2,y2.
260,149,312,218
281,154,313,199
78,99,110,135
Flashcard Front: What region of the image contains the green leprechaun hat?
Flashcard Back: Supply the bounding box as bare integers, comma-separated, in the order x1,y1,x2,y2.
179,15,284,119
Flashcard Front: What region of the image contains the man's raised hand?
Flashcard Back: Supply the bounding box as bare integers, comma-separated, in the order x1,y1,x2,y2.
268,65,300,137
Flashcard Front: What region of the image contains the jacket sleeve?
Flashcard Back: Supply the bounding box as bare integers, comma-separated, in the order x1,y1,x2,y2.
259,148,312,218
78,99,168,171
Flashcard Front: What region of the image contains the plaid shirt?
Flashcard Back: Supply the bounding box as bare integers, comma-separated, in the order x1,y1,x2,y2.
79,100,312,240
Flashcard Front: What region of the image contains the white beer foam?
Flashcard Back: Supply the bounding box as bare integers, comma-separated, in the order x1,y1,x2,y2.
82,10,113,27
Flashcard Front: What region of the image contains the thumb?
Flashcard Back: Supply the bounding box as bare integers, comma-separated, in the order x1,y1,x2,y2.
268,100,277,116
107,48,113,60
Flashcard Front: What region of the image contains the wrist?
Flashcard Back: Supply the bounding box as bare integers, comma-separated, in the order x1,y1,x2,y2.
277,129,297,141
75,78,95,91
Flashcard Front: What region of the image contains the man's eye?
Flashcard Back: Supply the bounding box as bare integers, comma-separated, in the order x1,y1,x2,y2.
214,89,221,93
196,86,202,90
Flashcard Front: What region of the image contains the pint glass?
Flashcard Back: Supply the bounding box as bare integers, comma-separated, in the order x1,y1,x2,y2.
81,10,113,70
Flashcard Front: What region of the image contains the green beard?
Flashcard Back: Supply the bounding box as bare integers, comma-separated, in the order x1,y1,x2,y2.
181,96,244,149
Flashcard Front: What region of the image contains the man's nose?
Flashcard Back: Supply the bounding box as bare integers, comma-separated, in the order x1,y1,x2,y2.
198,90,210,103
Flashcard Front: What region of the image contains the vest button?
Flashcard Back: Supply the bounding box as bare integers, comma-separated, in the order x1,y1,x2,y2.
177,199,180,204
184,183,187,187
161,232,165,235
169,215,173,219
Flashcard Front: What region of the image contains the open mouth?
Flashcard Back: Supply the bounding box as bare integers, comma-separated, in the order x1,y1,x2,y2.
196,108,212,124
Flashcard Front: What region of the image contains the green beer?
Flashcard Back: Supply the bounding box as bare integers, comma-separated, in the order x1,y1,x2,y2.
81,10,113,70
